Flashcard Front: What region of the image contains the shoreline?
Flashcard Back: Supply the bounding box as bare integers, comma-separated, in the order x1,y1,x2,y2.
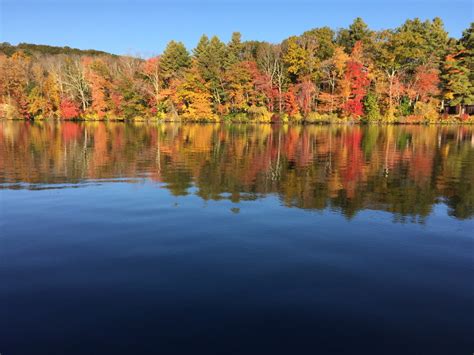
2,117,473,125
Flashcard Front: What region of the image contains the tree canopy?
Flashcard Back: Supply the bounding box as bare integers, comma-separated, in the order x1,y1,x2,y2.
1,18,473,122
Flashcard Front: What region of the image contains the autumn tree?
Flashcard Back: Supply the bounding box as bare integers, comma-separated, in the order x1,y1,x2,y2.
84,57,113,118
284,86,300,119
0,18,471,122
170,64,216,121
301,27,336,63
28,62,60,118
443,52,474,113
141,56,164,115
319,46,349,112
295,79,316,115
0,52,31,118
408,65,440,103
256,43,285,113
283,37,308,81
343,42,370,118
372,19,448,116
61,56,90,112
224,60,273,114
114,56,148,118
224,60,254,112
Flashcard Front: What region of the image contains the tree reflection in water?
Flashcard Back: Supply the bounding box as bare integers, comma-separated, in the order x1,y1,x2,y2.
1,121,472,221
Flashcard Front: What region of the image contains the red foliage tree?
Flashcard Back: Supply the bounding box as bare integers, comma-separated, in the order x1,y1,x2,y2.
284,87,300,117
296,78,316,115
246,61,276,112
343,61,370,117
411,65,440,102
60,99,80,119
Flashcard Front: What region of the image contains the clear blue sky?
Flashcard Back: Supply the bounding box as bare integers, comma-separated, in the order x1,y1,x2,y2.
1,0,473,56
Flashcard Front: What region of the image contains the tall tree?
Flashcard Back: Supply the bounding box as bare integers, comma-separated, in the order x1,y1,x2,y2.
442,24,474,114
62,56,90,112
194,35,228,106
160,41,191,83
256,43,286,113
226,32,243,67
343,42,370,117
28,62,60,118
283,36,308,81
337,17,372,53
319,46,349,112
0,52,31,118
142,56,163,113
170,65,216,121
84,57,112,118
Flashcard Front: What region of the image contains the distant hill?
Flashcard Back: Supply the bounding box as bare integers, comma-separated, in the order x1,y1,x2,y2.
0,42,115,57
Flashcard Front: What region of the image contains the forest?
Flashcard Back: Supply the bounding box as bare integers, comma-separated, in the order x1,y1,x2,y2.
1,18,473,123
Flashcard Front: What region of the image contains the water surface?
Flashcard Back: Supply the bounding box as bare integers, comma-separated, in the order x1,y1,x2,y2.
1,122,473,354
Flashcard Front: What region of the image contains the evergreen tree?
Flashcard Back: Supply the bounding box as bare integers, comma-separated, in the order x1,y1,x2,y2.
160,41,191,82
442,24,474,113
226,32,243,67
337,17,372,53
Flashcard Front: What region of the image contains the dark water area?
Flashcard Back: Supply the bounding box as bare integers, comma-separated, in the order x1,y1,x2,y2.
1,121,473,355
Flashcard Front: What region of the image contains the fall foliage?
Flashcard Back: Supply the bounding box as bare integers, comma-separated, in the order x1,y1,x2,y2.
1,19,473,122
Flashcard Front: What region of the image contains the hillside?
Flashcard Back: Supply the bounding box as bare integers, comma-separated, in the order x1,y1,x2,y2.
0,42,114,57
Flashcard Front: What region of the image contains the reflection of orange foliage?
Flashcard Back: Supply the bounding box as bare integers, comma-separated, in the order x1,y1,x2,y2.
61,122,82,142
409,152,433,183
1,122,472,219
341,128,364,198
91,123,107,169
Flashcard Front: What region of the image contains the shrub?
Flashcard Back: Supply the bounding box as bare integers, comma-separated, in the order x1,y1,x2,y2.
60,99,80,120
405,114,425,124
397,97,413,116
288,112,303,122
279,113,290,123
0,103,19,120
305,112,338,123
384,106,397,122
363,92,381,122
155,111,167,120
223,112,249,122
459,113,471,122
247,106,272,122
414,101,439,122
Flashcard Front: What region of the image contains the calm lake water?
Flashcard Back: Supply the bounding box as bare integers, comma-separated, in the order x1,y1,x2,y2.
1,121,473,355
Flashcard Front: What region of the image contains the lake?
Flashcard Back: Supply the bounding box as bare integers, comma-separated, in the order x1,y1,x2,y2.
1,121,473,355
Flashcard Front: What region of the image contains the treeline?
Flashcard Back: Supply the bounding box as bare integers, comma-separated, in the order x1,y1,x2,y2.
1,18,473,123
0,42,113,58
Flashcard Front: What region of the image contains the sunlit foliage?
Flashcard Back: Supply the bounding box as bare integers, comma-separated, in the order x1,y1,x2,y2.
0,19,473,122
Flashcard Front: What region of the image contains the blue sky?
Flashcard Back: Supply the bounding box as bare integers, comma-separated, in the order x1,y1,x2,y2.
1,0,473,56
